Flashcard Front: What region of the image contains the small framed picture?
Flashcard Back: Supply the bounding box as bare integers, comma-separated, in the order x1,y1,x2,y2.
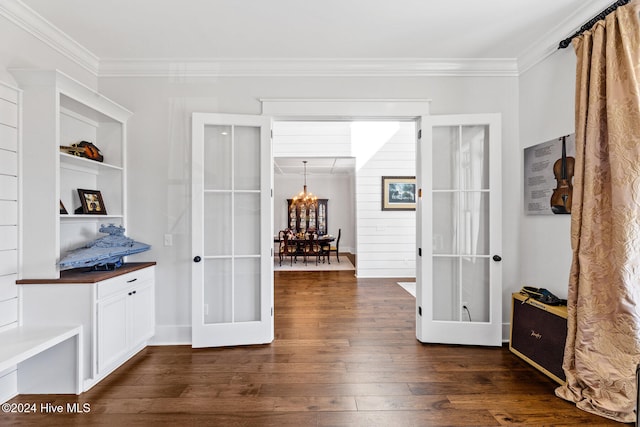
382,176,416,211
77,189,107,215
59,200,68,214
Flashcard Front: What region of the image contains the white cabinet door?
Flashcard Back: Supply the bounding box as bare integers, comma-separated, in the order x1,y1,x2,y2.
129,281,155,347
97,292,128,374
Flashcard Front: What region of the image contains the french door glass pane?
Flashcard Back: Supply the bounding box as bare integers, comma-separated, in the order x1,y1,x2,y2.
204,125,232,190
433,192,457,255
432,126,459,190
460,192,489,256
204,258,232,324
234,126,261,191
234,193,260,256
204,193,231,256
461,257,490,322
433,257,459,321
234,258,261,322
461,125,489,190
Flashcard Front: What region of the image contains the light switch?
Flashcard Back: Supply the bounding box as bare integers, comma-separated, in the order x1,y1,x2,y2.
164,234,173,246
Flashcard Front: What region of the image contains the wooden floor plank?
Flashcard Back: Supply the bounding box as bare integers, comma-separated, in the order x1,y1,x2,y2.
5,270,620,425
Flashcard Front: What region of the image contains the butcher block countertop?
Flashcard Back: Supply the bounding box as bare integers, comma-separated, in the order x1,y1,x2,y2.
17,262,156,284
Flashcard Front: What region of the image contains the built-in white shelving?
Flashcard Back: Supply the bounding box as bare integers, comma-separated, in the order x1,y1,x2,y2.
10,69,132,279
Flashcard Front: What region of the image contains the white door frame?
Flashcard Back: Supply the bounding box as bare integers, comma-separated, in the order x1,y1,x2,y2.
261,98,431,119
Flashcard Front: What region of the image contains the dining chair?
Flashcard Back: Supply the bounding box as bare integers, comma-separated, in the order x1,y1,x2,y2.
284,230,298,265
304,232,321,265
321,228,341,263
277,230,287,266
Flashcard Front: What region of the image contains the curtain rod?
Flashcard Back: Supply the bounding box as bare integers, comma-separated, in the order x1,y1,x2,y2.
558,0,630,48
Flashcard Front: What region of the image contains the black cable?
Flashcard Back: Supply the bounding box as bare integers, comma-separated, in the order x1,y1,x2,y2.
558,0,630,49
463,305,472,322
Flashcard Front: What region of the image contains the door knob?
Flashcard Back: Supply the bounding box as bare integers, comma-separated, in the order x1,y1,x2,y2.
492,255,502,262
193,256,202,263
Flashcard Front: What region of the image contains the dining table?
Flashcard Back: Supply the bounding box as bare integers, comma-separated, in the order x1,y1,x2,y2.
273,234,335,244
274,234,336,264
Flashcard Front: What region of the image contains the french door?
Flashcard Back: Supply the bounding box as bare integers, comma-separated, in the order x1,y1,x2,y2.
416,114,502,346
191,113,273,348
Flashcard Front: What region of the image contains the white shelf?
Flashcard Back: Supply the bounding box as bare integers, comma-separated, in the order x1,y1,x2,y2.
60,152,123,173
60,214,124,221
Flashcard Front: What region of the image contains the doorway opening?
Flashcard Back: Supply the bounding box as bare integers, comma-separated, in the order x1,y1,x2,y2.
271,120,418,279
273,156,356,271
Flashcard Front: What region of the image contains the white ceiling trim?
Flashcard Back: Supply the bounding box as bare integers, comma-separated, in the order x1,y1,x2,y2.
2,0,617,79
0,0,99,75
98,58,519,78
518,0,616,74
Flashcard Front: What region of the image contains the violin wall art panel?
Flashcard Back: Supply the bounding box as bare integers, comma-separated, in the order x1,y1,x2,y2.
523,134,575,215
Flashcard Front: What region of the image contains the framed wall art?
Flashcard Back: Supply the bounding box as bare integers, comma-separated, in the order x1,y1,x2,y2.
524,134,575,215
381,176,416,211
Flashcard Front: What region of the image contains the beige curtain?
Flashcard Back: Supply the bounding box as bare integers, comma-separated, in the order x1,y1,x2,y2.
555,1,640,423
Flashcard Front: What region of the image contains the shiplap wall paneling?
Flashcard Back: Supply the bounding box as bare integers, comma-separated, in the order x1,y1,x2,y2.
272,121,351,157
0,82,19,331
0,82,20,404
356,122,416,278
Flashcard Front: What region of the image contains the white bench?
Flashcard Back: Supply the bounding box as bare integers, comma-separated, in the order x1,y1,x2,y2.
0,325,83,403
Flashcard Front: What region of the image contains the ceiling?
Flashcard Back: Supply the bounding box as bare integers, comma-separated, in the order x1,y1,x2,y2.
18,0,614,74
274,157,355,177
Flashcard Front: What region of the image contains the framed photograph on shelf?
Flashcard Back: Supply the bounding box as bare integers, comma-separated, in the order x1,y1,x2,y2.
381,176,416,211
77,189,107,215
59,200,68,215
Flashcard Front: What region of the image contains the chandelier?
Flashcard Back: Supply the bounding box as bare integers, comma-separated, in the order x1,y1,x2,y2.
291,160,318,211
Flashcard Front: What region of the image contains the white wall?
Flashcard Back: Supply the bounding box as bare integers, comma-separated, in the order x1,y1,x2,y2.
518,49,576,300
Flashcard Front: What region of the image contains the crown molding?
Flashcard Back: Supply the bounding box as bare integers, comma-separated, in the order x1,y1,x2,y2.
5,0,613,79
0,0,99,75
518,0,615,74
98,58,519,78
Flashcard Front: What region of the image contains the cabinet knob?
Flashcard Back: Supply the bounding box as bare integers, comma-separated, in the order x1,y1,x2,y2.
493,255,502,262
193,256,202,263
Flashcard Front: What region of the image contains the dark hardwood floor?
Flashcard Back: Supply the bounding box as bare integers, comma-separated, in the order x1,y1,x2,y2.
4,270,622,426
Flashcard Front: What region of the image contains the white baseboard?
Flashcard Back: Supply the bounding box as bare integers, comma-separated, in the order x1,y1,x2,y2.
502,322,511,343
149,325,192,345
